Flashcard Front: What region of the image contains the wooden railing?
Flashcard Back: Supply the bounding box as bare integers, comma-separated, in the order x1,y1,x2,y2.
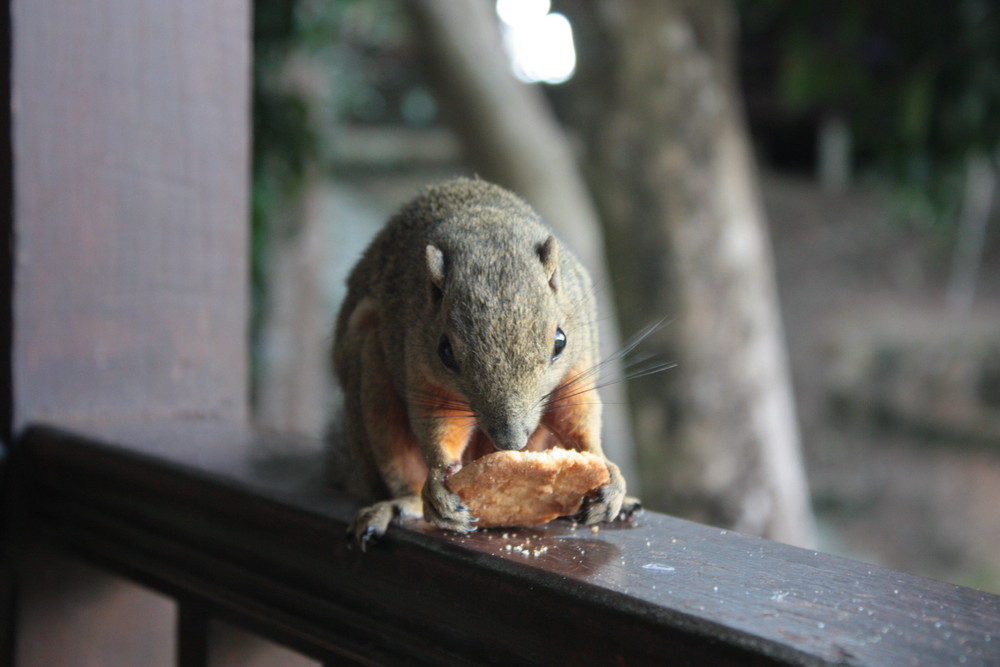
11,420,999,666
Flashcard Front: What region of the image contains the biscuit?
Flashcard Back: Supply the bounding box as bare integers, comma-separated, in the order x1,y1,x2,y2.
447,449,610,527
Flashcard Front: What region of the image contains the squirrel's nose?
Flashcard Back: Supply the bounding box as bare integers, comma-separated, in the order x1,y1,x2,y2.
485,423,532,451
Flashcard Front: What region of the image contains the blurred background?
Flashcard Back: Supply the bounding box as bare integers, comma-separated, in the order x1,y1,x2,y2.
250,0,1000,593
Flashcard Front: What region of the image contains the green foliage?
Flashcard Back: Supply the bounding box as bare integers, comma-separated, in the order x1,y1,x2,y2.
251,0,363,389
739,0,1000,226
251,0,415,394
252,0,411,248
252,0,349,246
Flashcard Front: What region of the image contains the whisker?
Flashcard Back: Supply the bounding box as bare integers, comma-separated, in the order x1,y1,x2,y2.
409,387,470,403
542,401,603,410
410,414,478,422
549,319,669,393
543,386,595,407
409,400,475,414
407,388,475,416
542,318,675,411
621,361,678,381
606,317,671,364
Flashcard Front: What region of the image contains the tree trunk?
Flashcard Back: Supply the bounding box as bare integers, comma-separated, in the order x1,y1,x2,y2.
946,153,997,318
576,0,814,545
405,0,640,488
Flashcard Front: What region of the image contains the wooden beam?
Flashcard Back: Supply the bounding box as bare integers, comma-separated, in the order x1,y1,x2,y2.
17,421,1000,666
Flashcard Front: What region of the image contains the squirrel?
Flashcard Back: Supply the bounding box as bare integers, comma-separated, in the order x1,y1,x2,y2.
330,177,640,548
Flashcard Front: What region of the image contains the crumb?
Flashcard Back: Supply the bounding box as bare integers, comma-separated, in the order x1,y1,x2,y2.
591,525,600,534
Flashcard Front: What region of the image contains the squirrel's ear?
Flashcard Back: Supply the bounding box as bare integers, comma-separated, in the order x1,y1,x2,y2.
538,235,559,291
426,244,446,288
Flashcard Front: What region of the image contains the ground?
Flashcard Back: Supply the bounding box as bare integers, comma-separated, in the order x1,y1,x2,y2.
762,172,1000,593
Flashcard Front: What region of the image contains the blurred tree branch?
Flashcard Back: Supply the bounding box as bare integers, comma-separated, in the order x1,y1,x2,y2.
947,153,998,317
564,0,814,545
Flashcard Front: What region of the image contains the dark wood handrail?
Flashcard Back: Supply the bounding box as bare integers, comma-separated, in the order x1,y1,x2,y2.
12,421,1000,665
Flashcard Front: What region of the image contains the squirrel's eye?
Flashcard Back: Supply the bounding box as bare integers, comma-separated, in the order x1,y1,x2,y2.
438,335,459,372
552,327,566,361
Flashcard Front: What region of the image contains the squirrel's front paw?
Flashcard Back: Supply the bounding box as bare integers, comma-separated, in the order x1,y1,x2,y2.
579,460,633,524
347,501,395,551
347,495,422,551
422,467,477,534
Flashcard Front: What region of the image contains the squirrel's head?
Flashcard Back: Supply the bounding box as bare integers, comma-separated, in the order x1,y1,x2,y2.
421,210,587,452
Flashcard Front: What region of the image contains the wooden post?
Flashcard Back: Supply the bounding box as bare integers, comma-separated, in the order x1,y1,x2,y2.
1,0,15,664
9,0,249,431
176,602,209,667
4,0,250,664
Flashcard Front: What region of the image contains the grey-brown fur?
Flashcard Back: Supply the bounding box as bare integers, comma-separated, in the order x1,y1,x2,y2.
330,178,637,548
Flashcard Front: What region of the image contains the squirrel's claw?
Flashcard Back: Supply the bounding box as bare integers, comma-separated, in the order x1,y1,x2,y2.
618,496,644,521
347,500,397,551
347,523,379,552
578,460,629,525
347,495,423,551
422,467,478,534
426,507,478,534
423,493,478,534
580,486,624,525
